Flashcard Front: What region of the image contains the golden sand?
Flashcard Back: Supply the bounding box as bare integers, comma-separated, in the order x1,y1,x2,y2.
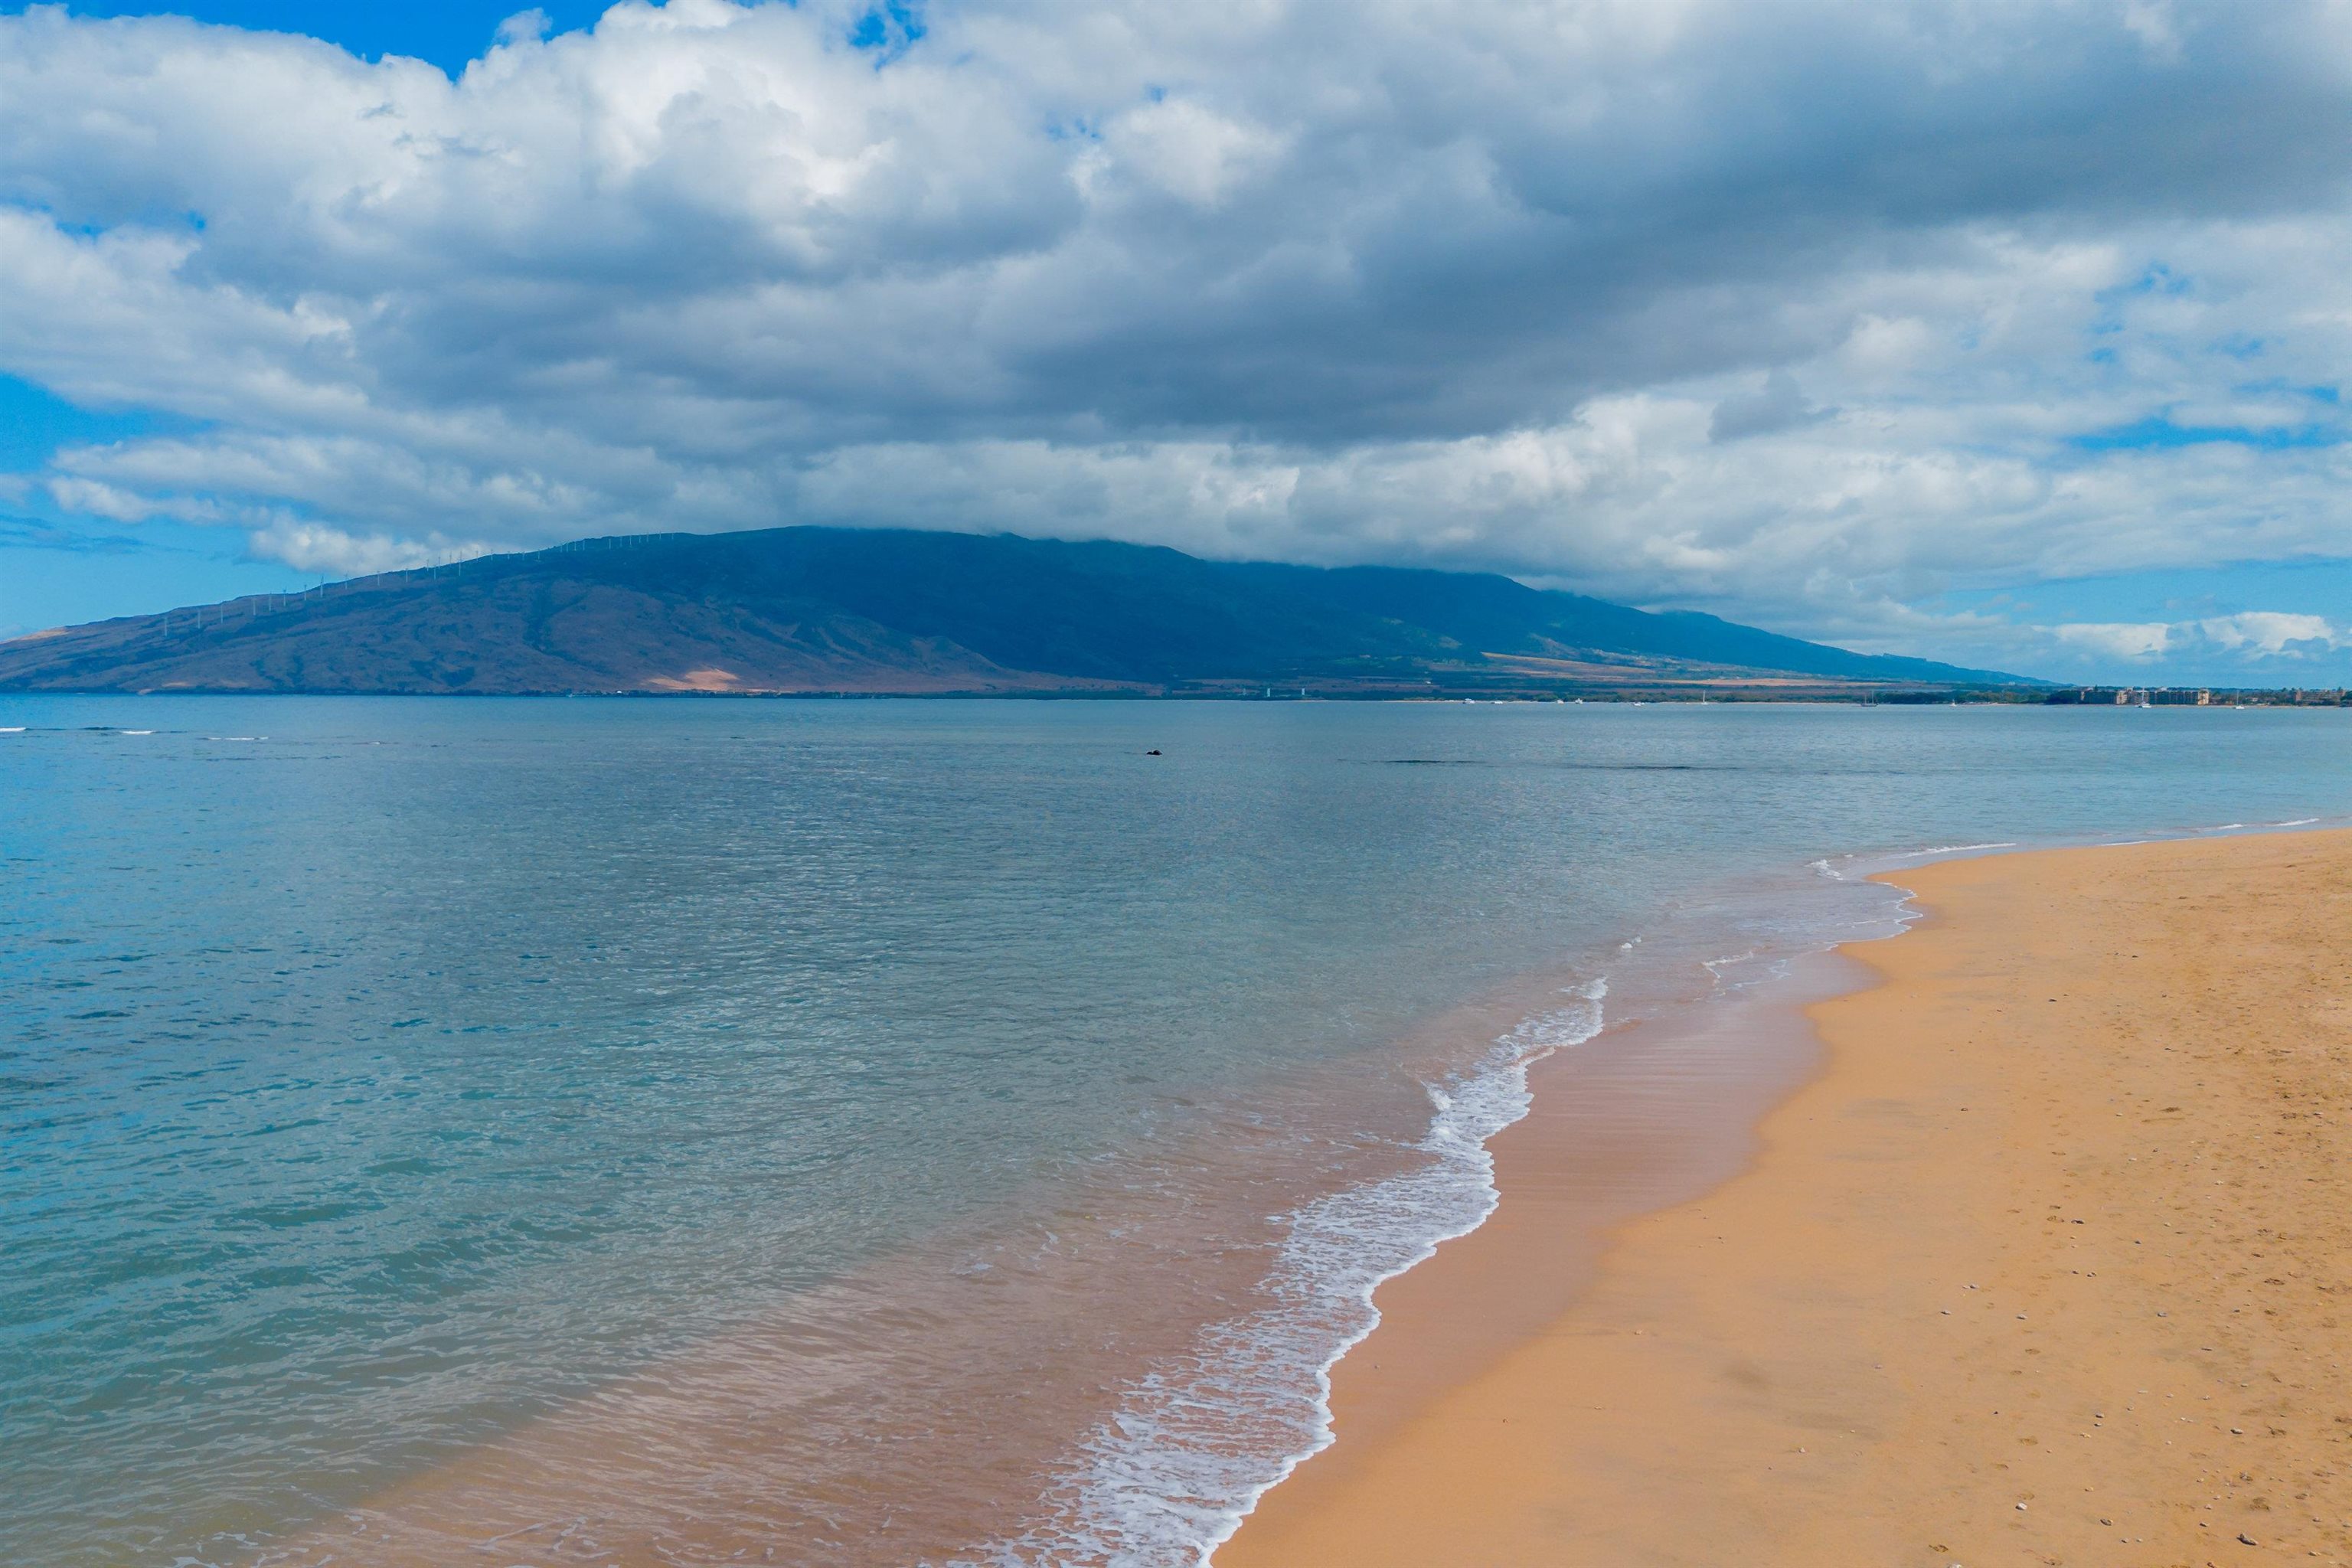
1220,829,2352,1567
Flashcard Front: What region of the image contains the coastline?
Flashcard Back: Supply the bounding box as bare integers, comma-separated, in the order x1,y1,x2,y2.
241,886,1880,1568
1217,828,2352,1566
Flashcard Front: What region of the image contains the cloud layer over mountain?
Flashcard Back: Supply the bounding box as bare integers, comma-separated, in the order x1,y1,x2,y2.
4,0,2348,675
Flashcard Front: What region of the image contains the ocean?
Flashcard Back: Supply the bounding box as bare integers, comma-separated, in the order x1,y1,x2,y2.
3,696,2346,1566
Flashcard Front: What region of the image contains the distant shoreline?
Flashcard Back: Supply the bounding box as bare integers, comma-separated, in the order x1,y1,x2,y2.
3,685,2344,704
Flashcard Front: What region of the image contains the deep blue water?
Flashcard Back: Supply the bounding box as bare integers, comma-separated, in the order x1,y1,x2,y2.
2,697,2345,1566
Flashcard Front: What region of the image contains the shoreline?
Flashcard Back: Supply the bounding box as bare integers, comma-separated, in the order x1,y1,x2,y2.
1209,940,1879,1544
89,825,2352,1567
1217,828,2352,1566
240,877,1885,1568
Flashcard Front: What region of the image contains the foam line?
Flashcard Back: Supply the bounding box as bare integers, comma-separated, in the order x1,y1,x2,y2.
965,983,1607,1567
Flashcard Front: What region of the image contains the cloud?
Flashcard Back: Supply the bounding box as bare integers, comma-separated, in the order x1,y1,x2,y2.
1709,370,1830,444
41,477,153,523
1,0,2350,665
2053,621,2175,660
2197,610,2341,655
246,520,492,577
0,514,157,554
2052,611,2344,664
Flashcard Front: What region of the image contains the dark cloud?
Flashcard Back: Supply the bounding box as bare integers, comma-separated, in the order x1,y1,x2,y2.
0,514,156,554
1710,371,1827,443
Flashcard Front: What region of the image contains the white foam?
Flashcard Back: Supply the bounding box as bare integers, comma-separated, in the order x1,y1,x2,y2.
0,726,22,733
1700,948,1759,979
1813,841,2019,881
966,982,1606,1567
1890,841,2017,860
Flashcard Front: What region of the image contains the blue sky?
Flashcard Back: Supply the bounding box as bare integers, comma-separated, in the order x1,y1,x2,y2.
36,1,616,71
3,0,2347,683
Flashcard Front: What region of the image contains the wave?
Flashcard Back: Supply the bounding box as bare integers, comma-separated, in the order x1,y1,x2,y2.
965,982,1609,1567
1871,841,2019,865
1810,841,2020,883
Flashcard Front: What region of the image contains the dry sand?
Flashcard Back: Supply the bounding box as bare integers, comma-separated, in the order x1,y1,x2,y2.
1219,829,2352,1567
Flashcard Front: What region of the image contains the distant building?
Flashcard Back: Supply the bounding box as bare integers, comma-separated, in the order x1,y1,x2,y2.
2047,684,2341,707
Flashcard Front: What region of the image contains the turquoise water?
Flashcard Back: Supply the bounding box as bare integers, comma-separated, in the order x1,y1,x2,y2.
2,697,2345,1565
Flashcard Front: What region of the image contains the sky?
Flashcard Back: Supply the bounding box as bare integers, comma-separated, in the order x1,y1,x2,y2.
2,0,2347,684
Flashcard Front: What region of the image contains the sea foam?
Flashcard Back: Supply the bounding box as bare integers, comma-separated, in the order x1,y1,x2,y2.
966,981,1607,1568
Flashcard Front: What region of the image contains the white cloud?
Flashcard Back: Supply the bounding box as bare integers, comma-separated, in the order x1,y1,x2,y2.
42,477,183,523
2197,611,2341,655
2053,621,2175,659
1099,98,1289,210
2050,611,2344,666
1,0,2349,666
247,520,492,577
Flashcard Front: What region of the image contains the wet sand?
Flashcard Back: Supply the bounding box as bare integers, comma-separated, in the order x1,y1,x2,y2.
1220,829,2352,1566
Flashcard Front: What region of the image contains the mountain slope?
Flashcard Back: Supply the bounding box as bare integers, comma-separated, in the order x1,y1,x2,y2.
0,528,2030,695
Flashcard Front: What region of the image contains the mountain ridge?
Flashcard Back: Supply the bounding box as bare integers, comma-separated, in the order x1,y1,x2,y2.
0,527,2034,696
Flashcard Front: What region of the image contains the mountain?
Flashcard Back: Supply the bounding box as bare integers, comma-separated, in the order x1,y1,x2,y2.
0,527,2031,696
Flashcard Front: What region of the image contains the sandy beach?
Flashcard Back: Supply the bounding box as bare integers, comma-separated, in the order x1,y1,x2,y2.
1220,828,2352,1567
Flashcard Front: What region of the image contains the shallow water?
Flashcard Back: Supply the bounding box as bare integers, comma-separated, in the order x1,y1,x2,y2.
2,697,2345,1565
